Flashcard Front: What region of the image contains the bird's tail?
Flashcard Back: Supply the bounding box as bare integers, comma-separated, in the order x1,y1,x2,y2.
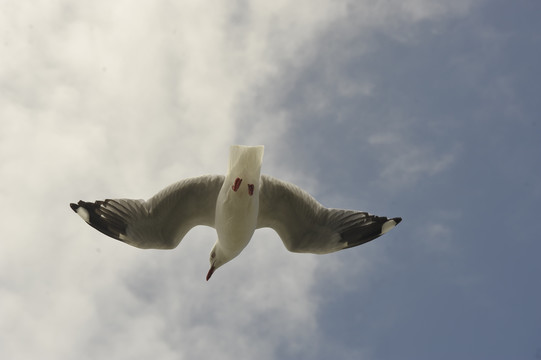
228,145,264,175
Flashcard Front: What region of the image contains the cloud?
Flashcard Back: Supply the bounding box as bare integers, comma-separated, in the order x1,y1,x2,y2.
367,131,459,188
0,1,337,358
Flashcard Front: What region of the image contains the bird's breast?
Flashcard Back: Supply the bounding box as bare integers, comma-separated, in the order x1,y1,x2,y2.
215,180,259,253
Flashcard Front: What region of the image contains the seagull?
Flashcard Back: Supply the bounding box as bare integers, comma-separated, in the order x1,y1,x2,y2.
70,145,402,280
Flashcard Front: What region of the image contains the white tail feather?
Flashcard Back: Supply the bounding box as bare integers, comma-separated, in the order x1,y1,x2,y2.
228,145,264,175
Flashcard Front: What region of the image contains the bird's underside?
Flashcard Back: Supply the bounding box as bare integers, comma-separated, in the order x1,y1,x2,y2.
70,174,401,254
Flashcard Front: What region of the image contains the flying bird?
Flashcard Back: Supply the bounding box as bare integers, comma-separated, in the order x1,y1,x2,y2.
70,145,402,280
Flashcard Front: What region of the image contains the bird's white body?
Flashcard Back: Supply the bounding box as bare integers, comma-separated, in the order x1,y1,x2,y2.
214,146,264,262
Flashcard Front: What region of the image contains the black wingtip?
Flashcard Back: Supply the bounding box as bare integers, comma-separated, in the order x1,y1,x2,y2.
393,217,402,225
70,199,127,242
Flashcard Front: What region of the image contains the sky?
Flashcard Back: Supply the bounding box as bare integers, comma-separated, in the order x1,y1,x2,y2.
1,0,540,359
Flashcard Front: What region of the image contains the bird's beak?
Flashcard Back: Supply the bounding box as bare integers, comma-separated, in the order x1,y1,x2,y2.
206,265,216,281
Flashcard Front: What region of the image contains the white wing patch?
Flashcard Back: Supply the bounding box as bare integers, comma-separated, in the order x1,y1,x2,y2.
75,206,90,223
381,219,398,234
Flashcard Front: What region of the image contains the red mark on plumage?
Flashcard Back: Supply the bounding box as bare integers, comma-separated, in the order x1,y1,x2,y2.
248,184,254,196
232,177,242,192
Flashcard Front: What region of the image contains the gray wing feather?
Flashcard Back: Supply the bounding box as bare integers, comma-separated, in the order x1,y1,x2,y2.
71,175,224,249
257,175,399,254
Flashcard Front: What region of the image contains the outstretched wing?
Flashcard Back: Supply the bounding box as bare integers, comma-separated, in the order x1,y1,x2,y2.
71,175,225,249
257,175,401,254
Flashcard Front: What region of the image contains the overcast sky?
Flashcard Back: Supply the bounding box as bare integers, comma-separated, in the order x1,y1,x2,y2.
1,0,540,359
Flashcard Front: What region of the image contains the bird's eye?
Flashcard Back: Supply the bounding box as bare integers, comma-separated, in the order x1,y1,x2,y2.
211,253,216,259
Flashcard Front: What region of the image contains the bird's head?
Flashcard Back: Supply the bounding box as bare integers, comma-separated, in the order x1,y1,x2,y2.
206,242,231,281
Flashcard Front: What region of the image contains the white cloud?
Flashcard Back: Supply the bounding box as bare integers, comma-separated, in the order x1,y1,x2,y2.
0,1,333,358
419,223,454,253
368,131,459,188
382,146,457,183
342,0,476,42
